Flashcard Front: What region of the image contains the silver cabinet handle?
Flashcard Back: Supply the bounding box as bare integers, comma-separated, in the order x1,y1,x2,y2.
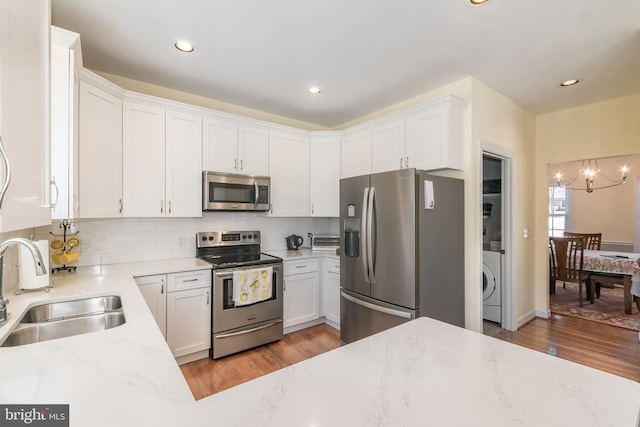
240,159,244,170
50,177,60,209
119,199,123,214
406,157,409,168
234,158,237,170
161,279,165,294
206,291,210,305
168,200,172,214
182,278,199,283
400,157,403,169
160,200,163,214
311,204,314,214
0,135,11,209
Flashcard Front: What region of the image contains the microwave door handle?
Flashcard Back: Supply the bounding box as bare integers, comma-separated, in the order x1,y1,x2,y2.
367,186,376,285
361,187,370,283
254,181,259,206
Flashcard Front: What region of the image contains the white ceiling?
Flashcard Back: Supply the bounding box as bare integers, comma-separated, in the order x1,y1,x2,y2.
51,0,640,128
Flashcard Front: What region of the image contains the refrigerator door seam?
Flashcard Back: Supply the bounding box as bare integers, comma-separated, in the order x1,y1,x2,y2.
341,290,412,319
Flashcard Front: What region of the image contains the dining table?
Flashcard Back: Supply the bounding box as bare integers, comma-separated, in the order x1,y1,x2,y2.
583,249,640,314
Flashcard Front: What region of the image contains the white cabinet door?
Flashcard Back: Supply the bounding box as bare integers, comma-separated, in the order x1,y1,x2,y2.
122,101,165,217
324,261,341,327
238,124,269,176
404,96,466,171
371,119,405,173
340,129,371,178
77,80,123,218
309,134,340,217
50,28,79,220
165,110,202,217
166,287,211,358
135,275,167,338
0,0,51,231
269,130,310,216
283,272,320,328
202,117,237,173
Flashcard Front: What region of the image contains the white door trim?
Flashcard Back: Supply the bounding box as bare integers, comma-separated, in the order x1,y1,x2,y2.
480,141,517,332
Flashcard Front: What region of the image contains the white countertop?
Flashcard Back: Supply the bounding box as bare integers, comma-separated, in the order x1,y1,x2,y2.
265,248,339,261
1,258,639,426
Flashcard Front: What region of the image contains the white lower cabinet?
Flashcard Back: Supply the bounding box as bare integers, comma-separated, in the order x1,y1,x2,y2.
135,274,167,338
283,258,320,329
136,269,211,362
323,258,340,327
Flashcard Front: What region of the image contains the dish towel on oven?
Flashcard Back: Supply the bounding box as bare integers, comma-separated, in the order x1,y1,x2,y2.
233,267,273,306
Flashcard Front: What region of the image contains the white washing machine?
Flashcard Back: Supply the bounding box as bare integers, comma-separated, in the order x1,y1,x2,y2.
482,250,501,323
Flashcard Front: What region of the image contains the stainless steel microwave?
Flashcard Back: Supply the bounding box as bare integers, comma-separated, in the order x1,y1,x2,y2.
202,171,270,211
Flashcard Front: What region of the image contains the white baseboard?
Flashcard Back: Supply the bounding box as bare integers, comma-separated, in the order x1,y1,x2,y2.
175,349,209,365
517,309,539,329
601,241,635,252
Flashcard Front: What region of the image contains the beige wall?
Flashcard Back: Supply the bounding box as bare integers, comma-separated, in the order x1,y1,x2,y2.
548,155,639,244
470,79,537,330
535,93,640,313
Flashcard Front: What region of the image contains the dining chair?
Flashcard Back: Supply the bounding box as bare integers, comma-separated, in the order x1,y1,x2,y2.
563,232,602,250
549,236,593,306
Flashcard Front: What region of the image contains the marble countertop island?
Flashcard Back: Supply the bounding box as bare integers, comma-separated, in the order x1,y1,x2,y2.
1,259,639,426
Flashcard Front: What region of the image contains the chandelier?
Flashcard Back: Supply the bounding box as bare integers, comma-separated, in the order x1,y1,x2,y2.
554,158,629,193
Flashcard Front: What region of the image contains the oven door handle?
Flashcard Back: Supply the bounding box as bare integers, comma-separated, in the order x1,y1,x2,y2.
214,271,234,280
215,319,283,339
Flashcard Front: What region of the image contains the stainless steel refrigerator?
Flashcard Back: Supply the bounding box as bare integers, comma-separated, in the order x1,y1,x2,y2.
340,168,464,344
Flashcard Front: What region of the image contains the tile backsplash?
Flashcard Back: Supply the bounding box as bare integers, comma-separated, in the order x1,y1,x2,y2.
35,213,339,267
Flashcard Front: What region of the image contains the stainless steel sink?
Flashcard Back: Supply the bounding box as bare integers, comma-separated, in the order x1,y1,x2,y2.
1,295,125,347
18,295,122,323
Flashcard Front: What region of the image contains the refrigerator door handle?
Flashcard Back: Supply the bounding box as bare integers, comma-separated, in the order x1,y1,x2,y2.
361,187,370,283
341,290,412,319
367,186,376,285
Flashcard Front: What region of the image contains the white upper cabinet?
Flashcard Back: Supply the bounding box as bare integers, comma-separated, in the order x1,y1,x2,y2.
268,129,309,216
165,110,202,217
77,74,123,218
309,133,340,217
202,117,269,176
371,118,406,173
0,0,51,231
123,101,165,217
51,26,82,220
340,129,371,179
202,117,237,173
123,97,202,218
238,124,269,176
404,95,466,171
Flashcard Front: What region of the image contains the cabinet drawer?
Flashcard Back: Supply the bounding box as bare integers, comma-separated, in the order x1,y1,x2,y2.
284,258,319,276
167,270,211,292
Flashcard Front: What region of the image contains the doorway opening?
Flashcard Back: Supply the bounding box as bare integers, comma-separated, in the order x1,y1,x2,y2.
481,147,516,333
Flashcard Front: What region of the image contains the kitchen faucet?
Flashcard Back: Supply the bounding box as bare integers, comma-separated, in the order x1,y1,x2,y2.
0,238,47,325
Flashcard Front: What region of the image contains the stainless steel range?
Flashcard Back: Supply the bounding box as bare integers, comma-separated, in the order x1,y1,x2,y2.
196,230,283,359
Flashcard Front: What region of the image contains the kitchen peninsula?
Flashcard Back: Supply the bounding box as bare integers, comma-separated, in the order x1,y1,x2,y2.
0,261,639,426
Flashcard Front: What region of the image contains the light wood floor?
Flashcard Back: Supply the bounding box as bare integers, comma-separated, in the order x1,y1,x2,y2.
180,324,340,400
180,316,640,400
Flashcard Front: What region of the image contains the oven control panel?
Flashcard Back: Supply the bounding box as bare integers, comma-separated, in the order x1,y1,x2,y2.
196,231,261,248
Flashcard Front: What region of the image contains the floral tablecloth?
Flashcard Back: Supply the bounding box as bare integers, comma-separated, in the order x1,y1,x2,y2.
584,250,640,297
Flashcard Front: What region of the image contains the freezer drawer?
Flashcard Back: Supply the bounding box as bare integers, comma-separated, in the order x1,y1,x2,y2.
340,289,416,345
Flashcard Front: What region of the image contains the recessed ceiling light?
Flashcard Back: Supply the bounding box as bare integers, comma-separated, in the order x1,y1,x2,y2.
469,0,489,4
560,79,580,87
174,40,194,53
307,87,322,95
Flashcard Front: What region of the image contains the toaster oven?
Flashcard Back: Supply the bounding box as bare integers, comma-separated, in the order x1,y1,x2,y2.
309,235,340,251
